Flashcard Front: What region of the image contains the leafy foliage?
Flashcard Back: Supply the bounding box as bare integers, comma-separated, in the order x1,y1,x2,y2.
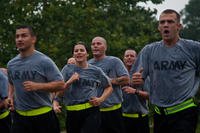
0,0,163,68
181,0,200,41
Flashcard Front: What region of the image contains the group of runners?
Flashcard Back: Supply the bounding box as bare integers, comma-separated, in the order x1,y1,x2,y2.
1,9,200,133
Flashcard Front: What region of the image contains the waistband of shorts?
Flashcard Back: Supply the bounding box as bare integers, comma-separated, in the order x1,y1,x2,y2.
100,103,121,112
122,113,147,118
0,110,10,119
16,106,52,116
154,98,197,115
65,102,93,111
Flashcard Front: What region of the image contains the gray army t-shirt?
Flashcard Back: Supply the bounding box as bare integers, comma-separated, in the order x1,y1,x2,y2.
133,39,200,107
7,50,63,111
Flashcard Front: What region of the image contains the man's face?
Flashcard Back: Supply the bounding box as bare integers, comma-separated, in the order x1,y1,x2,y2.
91,37,106,58
158,13,182,42
15,28,36,52
123,50,136,67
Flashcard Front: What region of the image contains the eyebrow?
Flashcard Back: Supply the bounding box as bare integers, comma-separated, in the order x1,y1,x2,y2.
159,20,176,24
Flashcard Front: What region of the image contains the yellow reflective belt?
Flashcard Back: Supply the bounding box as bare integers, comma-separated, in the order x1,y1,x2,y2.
122,113,147,118
100,103,121,112
154,106,161,114
0,110,9,119
154,98,197,115
16,106,52,116
65,102,93,111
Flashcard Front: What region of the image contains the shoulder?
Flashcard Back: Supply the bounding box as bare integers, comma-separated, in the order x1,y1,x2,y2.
180,39,200,47
34,51,56,65
62,64,73,70
34,50,51,60
178,39,200,52
139,41,162,55
62,64,75,69
7,54,20,65
88,64,106,76
88,64,101,71
181,38,200,44
0,68,7,75
88,58,94,63
106,56,122,62
143,41,162,50
0,70,3,77
0,70,7,80
61,64,77,73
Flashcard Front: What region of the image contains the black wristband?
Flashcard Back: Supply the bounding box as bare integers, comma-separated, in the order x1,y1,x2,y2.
53,97,60,102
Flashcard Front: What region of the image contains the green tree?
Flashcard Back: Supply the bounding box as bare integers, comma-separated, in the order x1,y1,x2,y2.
181,0,200,41
0,0,163,68
181,2,200,132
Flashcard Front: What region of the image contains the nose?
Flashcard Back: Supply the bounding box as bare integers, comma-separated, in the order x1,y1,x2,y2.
127,55,132,58
16,36,22,41
163,22,169,27
77,50,81,53
92,43,98,47
160,21,169,27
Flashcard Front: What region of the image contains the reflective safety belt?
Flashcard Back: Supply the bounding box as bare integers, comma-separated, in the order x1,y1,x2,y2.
0,110,9,119
122,113,147,118
154,98,197,115
100,103,121,112
16,106,52,116
65,102,93,111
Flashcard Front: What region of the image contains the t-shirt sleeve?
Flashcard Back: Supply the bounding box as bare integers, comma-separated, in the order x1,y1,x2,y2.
0,73,8,99
131,45,150,79
61,65,72,82
113,58,129,77
98,68,111,89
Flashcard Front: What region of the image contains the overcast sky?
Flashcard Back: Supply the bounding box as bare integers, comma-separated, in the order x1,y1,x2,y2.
138,0,190,20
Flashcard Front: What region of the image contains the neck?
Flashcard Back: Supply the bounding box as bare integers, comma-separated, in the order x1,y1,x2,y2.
126,66,132,72
164,36,180,47
76,61,88,69
20,48,35,58
94,54,106,61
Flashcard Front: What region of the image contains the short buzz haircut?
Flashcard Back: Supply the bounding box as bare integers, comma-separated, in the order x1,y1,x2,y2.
16,25,35,36
124,48,137,57
160,9,181,23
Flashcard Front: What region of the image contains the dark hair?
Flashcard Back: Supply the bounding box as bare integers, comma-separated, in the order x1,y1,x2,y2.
16,25,35,36
72,41,89,53
161,9,181,23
